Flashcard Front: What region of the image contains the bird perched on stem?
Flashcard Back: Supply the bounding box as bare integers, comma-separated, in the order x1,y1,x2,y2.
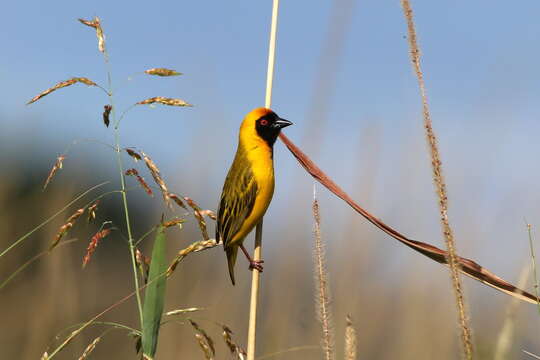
216,107,292,285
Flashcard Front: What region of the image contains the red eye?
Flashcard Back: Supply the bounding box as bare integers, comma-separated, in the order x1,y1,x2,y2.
260,119,268,126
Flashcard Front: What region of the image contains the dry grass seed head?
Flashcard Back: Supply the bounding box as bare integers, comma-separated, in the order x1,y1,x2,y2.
344,315,357,360
144,68,182,77
189,320,215,359
162,218,185,228
125,168,153,196
222,325,247,359
166,239,218,276
27,78,97,104
87,200,100,223
137,96,192,107
103,104,112,127
141,151,170,205
125,148,142,162
50,208,85,250
82,228,112,268
78,17,105,53
78,337,101,360
168,192,187,210
43,155,66,190
184,196,209,240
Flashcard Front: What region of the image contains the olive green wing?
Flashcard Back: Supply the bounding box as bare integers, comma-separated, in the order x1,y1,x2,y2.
216,154,258,248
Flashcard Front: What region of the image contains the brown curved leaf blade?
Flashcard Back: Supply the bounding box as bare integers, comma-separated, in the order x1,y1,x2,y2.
279,133,538,304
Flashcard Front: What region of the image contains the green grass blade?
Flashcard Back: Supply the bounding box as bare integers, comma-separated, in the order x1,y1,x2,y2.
142,225,167,359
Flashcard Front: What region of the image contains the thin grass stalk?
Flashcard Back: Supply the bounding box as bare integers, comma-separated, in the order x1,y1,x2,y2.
526,223,540,313
247,1,280,359
96,26,144,327
312,187,334,360
400,1,472,358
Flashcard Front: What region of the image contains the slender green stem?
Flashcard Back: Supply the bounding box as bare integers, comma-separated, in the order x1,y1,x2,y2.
0,181,108,258
526,222,540,313
104,53,144,328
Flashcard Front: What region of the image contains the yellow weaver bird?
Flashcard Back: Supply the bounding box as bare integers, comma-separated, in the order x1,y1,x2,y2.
216,107,292,285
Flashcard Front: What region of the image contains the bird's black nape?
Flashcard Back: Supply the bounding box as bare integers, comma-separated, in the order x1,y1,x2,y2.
255,112,292,146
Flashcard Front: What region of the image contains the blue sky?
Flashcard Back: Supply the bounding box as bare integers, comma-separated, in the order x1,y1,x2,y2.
3,0,540,291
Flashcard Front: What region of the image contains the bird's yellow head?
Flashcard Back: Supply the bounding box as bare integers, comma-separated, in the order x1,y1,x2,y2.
240,107,293,147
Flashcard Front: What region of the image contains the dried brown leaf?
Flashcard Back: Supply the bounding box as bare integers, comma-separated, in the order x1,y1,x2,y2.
43,155,66,190
50,208,85,250
125,148,142,162
27,78,97,104
103,104,112,127
78,17,105,53
279,132,539,304
184,197,209,240
125,168,153,196
141,151,169,204
137,96,192,107
82,228,112,267
144,68,182,77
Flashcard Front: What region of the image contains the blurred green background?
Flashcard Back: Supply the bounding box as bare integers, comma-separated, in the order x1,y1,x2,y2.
2,1,540,359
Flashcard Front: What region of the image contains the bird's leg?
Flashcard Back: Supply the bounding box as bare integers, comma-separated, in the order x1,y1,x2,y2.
240,244,264,272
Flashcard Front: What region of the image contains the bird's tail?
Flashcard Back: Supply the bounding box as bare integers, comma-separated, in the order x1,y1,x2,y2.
226,246,238,285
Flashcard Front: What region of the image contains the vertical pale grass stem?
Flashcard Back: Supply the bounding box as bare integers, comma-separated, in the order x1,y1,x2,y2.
526,223,540,313
248,1,280,359
400,1,472,358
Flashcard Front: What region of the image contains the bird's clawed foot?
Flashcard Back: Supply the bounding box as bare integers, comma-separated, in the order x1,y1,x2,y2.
248,259,264,272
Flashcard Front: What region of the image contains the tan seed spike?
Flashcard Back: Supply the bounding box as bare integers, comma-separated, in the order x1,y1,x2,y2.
27,78,97,104
87,200,100,222
136,96,192,107
50,208,85,250
43,155,66,190
140,151,169,204
144,68,182,77
125,148,142,161
167,239,218,276
78,337,101,360
189,320,215,358
184,197,209,240
78,17,105,53
162,218,185,228
168,192,187,210
222,325,247,359
82,228,112,268
125,168,153,196
344,315,357,360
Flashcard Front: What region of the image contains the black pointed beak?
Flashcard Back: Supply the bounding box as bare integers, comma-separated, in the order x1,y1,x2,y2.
274,117,293,129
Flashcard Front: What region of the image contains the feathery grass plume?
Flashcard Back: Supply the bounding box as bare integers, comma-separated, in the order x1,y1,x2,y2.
140,151,170,205
400,1,473,357
144,68,182,77
87,200,100,223
165,307,203,316
136,96,192,107
77,337,101,360
526,223,540,312
223,325,247,360
279,132,538,303
136,248,150,284
82,228,112,268
312,187,334,360
168,192,187,210
125,168,153,196
43,155,66,190
162,218,184,228
50,208,85,250
494,263,531,360
27,77,98,104
125,148,142,162
166,239,218,276
344,315,357,360
103,104,112,127
184,196,210,240
189,320,215,360
78,17,105,53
